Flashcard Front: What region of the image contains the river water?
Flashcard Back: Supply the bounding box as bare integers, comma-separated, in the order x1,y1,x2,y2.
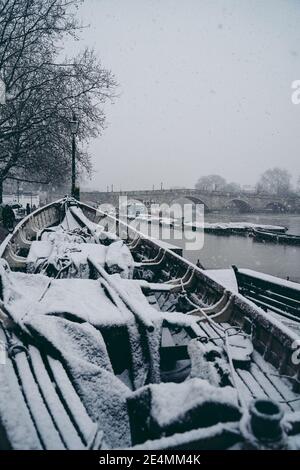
136,213,300,283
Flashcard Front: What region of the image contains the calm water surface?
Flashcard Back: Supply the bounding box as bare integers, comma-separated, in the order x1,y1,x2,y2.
137,213,300,283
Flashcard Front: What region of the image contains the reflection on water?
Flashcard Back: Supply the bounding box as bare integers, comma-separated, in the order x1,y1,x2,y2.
137,213,300,283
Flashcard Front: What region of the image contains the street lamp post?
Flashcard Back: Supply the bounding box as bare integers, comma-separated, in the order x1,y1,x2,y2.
70,113,79,198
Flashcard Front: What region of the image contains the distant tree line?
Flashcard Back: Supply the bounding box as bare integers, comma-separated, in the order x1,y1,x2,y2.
195,168,300,197
0,0,117,202
195,174,241,193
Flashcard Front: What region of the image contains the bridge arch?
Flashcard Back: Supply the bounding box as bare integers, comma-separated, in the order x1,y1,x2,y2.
97,195,150,217
170,195,210,212
225,199,253,213
264,201,288,213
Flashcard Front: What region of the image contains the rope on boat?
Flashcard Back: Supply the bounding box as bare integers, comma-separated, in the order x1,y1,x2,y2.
20,199,300,415
183,293,226,332
38,261,73,302
197,328,244,343
278,397,300,404
183,292,249,409
187,295,299,407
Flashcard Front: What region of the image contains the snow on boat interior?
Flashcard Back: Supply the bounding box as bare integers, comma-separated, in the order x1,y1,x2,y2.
0,197,300,450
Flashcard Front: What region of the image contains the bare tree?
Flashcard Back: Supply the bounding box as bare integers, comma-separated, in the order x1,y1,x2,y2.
224,182,241,194
256,168,291,196
296,176,300,194
195,174,226,191
0,0,117,202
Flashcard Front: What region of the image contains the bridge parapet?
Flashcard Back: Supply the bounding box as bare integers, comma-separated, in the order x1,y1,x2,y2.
81,189,300,213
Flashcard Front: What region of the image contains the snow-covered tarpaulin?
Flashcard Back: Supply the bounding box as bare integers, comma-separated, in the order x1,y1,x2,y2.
0,260,247,449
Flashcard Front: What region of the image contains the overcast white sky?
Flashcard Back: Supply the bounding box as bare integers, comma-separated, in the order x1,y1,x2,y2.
69,0,300,191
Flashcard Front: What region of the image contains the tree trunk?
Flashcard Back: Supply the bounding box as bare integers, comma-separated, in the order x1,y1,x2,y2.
0,179,3,204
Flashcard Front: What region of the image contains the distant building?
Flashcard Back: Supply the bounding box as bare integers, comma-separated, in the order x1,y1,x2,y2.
242,185,255,193
3,192,40,208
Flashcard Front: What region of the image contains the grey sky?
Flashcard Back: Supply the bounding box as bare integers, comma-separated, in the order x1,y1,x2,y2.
70,0,300,191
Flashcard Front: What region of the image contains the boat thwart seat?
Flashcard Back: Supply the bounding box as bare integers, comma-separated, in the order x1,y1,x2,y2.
233,266,300,322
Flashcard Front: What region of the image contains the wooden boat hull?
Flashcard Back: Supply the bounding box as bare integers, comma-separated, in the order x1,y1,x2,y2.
1,199,299,385
253,229,300,245
0,198,300,450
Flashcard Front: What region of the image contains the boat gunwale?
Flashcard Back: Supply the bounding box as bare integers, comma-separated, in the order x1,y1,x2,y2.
0,198,65,258
78,201,300,346
1,198,300,374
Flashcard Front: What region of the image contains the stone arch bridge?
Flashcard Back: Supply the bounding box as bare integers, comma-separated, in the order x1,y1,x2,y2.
81,189,300,213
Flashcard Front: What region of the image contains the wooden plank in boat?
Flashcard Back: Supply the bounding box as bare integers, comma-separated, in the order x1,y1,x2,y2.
187,322,255,402
232,371,255,403
147,294,161,311
29,346,84,449
243,290,299,316
140,282,174,293
250,363,292,412
245,294,300,321
160,327,189,362
197,322,263,402
147,295,158,305
233,267,300,318
237,369,267,399
12,350,65,449
156,293,166,309
252,352,300,411
46,356,97,445
190,323,209,338
198,322,223,346
222,323,299,410
0,329,42,450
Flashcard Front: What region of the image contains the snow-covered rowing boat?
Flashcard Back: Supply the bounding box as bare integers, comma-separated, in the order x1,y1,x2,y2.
233,267,300,323
184,221,287,235
0,197,300,450
252,229,300,246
